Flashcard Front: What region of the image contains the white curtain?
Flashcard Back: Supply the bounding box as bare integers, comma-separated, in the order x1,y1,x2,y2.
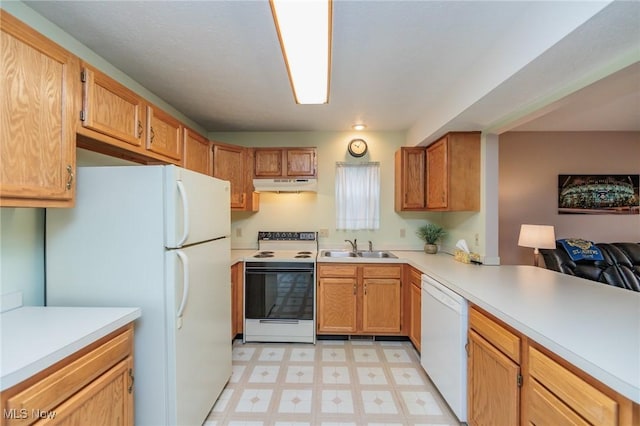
335,162,380,230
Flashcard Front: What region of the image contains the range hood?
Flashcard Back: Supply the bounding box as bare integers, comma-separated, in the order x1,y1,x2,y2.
253,178,318,193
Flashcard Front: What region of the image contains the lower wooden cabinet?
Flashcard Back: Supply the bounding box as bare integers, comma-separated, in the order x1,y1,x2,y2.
468,305,640,426
467,306,521,426
231,262,244,338
0,325,134,426
317,263,401,335
406,266,422,351
468,329,520,426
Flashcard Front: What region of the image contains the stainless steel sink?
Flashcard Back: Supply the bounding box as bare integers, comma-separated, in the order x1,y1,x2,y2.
322,250,357,258
357,250,398,259
322,250,397,259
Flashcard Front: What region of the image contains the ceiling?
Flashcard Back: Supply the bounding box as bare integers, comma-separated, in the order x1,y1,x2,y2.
21,0,640,143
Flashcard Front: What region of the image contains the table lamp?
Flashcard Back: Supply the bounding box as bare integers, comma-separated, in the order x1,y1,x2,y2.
518,224,556,267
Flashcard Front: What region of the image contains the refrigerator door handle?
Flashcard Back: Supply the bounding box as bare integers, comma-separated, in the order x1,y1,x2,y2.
176,180,190,247
176,250,190,329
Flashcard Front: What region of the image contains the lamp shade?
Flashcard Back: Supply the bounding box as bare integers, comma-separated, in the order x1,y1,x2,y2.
518,224,556,249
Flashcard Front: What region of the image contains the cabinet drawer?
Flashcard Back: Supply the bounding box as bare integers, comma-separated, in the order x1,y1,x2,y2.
469,307,520,363
528,346,617,426
318,264,358,277
529,378,590,426
5,327,133,425
363,265,401,278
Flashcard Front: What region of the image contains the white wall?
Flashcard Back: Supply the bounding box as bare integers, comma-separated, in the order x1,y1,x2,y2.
210,131,451,251
0,209,45,306
499,131,640,265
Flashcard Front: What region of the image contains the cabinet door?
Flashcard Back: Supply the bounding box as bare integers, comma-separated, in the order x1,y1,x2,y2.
146,105,182,162
362,278,401,333
80,64,144,148
395,147,426,211
213,144,246,209
1,11,77,207
286,148,316,177
317,277,357,333
49,357,134,426
426,138,448,209
183,129,210,175
467,330,520,426
409,282,421,351
254,149,283,177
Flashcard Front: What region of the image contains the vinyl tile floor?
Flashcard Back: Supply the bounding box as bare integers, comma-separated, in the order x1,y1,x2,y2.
204,339,463,426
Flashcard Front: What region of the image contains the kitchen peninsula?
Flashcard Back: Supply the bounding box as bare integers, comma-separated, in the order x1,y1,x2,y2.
233,249,640,422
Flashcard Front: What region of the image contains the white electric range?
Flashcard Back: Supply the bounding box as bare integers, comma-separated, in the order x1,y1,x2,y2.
244,231,318,343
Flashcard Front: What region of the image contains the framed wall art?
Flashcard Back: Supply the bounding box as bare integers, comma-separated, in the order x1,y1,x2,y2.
558,174,640,214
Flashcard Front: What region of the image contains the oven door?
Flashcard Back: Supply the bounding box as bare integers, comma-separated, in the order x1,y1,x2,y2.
244,262,314,321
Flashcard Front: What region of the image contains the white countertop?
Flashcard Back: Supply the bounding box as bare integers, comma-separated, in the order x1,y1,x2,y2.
392,251,640,404
0,306,141,391
231,249,640,403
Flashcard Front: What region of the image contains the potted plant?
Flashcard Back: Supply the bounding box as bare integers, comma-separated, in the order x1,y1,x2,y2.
416,223,447,254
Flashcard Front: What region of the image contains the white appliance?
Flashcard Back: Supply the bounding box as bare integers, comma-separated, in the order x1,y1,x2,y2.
252,178,318,193
244,231,317,343
421,273,468,422
46,165,232,426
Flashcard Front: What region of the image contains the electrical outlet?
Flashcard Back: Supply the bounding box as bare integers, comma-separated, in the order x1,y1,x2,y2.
319,228,329,238
236,228,242,237
400,228,406,238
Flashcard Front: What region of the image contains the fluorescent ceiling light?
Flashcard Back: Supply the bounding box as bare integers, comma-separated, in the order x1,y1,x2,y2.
270,0,332,104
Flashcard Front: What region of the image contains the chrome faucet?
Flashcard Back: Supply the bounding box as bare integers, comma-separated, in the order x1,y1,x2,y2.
368,241,373,252
345,239,357,253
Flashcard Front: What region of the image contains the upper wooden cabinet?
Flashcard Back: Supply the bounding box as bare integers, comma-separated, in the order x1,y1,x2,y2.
78,62,183,165
254,147,317,178
212,143,258,212
183,128,211,175
0,11,78,207
426,132,480,211
146,105,182,162
395,147,427,211
79,63,145,149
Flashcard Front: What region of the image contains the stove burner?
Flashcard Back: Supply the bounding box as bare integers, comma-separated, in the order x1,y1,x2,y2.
254,251,275,258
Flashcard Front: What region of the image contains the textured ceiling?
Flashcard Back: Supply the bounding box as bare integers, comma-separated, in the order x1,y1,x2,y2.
21,0,640,141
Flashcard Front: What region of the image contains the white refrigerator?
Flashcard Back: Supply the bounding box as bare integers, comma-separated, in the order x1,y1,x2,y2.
46,165,232,426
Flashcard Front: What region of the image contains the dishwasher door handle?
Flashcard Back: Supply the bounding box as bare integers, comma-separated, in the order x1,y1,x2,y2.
424,284,462,314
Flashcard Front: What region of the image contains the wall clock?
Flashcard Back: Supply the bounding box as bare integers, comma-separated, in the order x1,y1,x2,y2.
348,138,368,157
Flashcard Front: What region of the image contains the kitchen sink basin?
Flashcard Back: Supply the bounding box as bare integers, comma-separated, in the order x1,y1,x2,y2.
322,250,357,258
357,250,398,259
321,250,397,259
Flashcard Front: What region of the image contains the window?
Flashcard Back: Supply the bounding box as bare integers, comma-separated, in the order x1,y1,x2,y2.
335,162,380,230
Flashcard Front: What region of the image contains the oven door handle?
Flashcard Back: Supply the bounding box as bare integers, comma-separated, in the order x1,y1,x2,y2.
259,319,300,324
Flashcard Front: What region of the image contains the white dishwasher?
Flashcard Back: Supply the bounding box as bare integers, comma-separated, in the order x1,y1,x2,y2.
420,273,468,422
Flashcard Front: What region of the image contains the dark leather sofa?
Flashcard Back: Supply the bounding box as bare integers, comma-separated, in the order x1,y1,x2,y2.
540,242,640,292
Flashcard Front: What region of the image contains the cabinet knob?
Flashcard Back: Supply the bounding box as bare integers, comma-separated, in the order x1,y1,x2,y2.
66,165,74,190
150,127,155,143
137,120,143,138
